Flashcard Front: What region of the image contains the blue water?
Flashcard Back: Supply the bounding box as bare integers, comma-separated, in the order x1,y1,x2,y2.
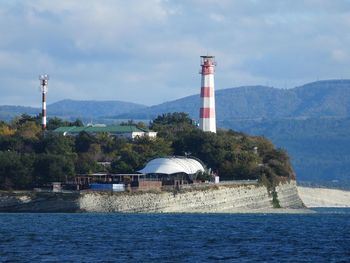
1,209,350,262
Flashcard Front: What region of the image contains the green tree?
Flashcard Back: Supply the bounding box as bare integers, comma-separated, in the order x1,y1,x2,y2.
15,121,41,140
11,114,41,129
0,122,14,136
0,151,34,190
110,144,142,173
151,112,196,141
33,154,75,185
47,117,84,130
75,132,96,152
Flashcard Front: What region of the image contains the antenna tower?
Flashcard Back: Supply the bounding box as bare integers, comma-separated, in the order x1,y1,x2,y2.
39,74,49,130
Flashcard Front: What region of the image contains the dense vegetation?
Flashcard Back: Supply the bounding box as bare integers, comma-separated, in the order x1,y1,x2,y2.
0,112,294,190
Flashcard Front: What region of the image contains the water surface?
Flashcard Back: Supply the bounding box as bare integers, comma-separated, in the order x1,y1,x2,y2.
1,209,349,262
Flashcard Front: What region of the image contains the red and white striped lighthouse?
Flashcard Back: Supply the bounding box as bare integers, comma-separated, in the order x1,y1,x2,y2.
199,55,216,133
39,74,49,130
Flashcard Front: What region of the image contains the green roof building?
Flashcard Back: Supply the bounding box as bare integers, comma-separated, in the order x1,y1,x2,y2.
54,125,157,139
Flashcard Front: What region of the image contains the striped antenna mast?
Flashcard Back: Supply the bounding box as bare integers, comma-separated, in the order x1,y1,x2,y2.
39,74,49,130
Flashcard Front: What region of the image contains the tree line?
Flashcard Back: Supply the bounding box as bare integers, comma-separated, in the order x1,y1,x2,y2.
0,113,295,190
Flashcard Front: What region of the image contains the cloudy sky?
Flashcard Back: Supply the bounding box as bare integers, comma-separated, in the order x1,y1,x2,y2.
1,0,350,107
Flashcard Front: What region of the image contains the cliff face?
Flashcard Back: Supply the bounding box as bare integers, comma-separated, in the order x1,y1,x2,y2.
0,181,304,213
276,181,305,208
79,181,304,213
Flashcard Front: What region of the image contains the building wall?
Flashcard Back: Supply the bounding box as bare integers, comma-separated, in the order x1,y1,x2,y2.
147,132,157,138
133,180,162,191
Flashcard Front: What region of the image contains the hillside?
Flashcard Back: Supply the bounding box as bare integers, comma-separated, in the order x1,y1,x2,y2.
0,105,40,122
222,117,350,185
48,99,146,120
2,79,350,122
117,80,350,120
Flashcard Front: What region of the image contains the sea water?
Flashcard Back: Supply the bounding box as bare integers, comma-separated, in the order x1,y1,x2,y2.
0,209,350,262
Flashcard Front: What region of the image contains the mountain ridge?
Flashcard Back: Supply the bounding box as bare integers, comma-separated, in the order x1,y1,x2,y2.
2,79,350,122
0,99,147,122
115,79,350,121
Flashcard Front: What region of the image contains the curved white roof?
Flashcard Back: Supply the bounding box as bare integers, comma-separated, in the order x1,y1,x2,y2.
138,157,205,175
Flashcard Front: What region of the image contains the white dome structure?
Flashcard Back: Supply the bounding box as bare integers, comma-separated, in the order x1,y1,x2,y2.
138,157,205,175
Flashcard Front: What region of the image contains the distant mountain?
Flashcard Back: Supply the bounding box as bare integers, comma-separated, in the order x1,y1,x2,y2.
0,105,40,122
3,79,350,122
117,80,350,121
48,99,146,120
221,117,350,186
0,99,147,122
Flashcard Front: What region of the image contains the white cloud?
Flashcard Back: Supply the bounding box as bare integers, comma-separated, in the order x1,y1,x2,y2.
331,49,349,63
1,0,350,107
22,0,173,52
209,13,226,23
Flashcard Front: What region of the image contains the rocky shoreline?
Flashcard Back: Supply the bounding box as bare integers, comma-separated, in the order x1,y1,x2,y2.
0,181,305,213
